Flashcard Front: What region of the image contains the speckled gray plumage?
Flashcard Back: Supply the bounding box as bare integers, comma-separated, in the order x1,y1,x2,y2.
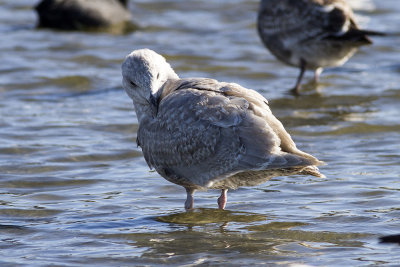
121,49,324,209
257,0,380,94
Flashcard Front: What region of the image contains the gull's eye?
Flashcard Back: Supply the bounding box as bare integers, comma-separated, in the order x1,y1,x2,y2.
130,80,137,87
156,73,160,79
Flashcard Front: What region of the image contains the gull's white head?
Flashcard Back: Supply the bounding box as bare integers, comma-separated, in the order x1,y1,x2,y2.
121,48,179,105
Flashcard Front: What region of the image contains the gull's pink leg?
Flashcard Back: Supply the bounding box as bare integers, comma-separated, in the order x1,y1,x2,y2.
314,67,323,83
185,188,194,210
217,189,228,210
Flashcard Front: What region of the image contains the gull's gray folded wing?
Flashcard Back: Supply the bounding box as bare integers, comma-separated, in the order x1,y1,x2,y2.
258,0,354,43
138,78,322,188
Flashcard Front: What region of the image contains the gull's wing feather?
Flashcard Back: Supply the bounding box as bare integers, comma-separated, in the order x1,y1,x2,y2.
257,0,363,45
218,81,323,168
138,78,322,188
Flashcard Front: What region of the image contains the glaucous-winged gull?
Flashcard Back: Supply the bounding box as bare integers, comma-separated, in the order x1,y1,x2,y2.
121,49,325,210
257,0,384,95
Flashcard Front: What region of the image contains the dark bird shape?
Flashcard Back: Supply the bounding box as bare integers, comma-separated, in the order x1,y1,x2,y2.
121,49,325,210
257,0,384,95
35,0,134,32
380,234,400,245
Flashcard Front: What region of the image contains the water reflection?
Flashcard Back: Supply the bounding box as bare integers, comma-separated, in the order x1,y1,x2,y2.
155,208,266,225
98,216,370,265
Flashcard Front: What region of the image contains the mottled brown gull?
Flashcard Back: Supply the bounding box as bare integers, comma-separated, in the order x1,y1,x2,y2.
257,0,384,95
121,49,325,210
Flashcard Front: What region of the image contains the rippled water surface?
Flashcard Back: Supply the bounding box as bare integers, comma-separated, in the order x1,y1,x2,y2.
1,0,400,266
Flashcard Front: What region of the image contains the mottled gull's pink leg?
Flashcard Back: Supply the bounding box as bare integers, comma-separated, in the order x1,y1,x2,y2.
185,188,194,210
314,67,323,83
217,189,228,210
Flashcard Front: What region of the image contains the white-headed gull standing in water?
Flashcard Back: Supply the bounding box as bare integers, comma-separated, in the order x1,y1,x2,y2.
121,48,325,210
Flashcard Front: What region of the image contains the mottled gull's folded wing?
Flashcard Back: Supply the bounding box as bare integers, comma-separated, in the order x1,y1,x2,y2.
258,0,357,45
138,78,322,188
218,81,324,169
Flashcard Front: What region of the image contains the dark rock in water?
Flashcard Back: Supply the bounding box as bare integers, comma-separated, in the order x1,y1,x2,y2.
379,234,400,245
35,0,135,33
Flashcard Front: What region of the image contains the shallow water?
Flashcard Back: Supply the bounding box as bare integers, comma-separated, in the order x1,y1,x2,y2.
1,0,400,266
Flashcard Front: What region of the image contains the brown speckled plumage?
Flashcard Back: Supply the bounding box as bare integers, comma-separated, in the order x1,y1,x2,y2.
121,49,324,210
257,0,382,94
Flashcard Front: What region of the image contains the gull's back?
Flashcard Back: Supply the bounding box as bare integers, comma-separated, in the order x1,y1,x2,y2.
257,0,371,69
137,78,324,190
